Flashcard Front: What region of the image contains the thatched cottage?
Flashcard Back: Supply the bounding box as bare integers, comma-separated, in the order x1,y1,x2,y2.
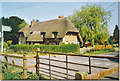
18,16,83,45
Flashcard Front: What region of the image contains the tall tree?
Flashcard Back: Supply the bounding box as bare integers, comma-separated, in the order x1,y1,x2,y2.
113,25,119,44
68,4,111,45
1,16,27,44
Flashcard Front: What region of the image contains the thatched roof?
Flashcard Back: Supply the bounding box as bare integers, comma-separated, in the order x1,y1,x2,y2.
19,17,83,42
27,31,43,41
18,25,30,37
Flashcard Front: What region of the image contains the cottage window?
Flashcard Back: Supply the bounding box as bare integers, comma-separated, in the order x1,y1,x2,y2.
24,40,26,44
65,41,69,44
52,32,58,38
55,41,60,45
20,33,24,37
30,32,33,34
19,40,22,44
41,32,46,38
71,41,75,44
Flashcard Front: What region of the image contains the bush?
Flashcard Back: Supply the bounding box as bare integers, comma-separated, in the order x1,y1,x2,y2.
7,40,12,46
90,48,115,52
94,45,112,50
10,44,80,53
0,42,8,52
3,71,39,80
94,43,99,45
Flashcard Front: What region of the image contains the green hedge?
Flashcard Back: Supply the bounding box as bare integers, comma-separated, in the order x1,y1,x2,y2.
10,44,80,53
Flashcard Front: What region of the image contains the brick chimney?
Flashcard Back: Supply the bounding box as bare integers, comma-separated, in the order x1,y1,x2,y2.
31,19,35,27
58,15,64,18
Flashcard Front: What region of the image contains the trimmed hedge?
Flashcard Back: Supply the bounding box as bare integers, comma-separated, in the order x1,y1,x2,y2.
10,44,80,53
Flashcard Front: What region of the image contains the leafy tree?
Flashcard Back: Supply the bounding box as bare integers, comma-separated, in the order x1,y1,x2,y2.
18,21,27,29
108,36,113,45
1,16,27,44
68,4,111,45
113,25,119,44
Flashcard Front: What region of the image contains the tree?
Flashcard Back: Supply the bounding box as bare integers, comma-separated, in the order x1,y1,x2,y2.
68,4,111,45
108,36,113,45
1,16,27,44
113,25,119,44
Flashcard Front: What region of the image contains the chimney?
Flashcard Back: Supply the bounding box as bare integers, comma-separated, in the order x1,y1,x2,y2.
31,19,35,27
58,15,64,18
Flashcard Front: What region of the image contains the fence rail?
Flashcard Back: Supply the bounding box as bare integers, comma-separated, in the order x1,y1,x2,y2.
0,48,119,80
37,49,119,79
0,53,36,79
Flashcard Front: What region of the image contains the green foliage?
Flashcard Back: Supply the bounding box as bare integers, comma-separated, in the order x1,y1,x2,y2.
84,48,115,55
108,37,114,45
68,4,111,45
10,44,80,53
3,71,39,80
18,21,27,29
1,16,27,44
7,40,12,46
2,64,40,80
113,25,119,44
94,43,99,45
0,41,8,51
3,72,22,80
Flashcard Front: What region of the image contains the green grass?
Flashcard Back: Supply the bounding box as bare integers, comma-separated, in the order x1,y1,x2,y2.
1,64,48,80
7,48,117,56
82,48,116,55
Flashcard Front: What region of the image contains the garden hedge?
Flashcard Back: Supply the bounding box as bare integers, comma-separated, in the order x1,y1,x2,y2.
10,44,80,53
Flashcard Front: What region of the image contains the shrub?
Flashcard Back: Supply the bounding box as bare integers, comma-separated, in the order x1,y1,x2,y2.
0,42,8,52
94,45,112,50
3,71,39,80
10,44,80,53
7,40,12,46
3,72,22,80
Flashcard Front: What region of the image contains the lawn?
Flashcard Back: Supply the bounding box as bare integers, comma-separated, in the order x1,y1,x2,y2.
6,47,118,56
82,48,116,55
1,64,48,80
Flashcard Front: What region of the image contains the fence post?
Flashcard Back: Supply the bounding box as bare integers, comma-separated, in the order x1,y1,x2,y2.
36,48,40,76
23,55,27,79
89,55,91,74
75,71,88,80
66,54,68,79
4,53,8,70
49,52,51,79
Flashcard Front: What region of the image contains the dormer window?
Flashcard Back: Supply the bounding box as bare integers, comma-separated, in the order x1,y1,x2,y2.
41,32,46,38
52,32,58,38
30,32,33,34
20,33,24,37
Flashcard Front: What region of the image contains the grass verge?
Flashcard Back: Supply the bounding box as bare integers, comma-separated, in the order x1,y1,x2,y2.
82,48,116,55
1,64,48,80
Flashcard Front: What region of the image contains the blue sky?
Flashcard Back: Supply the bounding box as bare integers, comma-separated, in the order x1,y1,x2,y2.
2,2,119,36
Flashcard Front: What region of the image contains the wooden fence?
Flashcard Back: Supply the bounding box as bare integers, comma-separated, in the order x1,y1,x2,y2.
0,48,119,80
0,53,36,79
36,48,119,80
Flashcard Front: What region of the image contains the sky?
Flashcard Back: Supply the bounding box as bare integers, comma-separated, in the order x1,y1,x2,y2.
1,1,119,36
